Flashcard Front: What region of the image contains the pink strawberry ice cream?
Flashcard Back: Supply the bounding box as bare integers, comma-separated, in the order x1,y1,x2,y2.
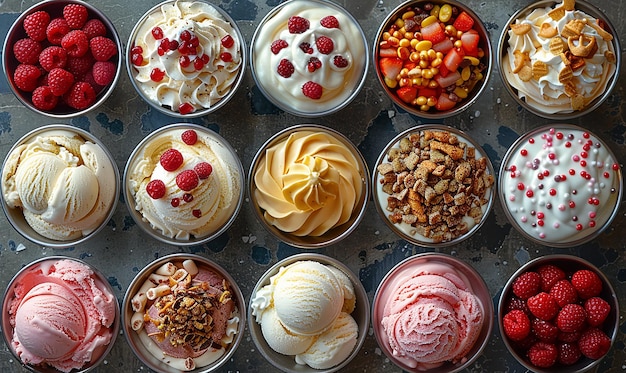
6,258,117,372
378,261,484,370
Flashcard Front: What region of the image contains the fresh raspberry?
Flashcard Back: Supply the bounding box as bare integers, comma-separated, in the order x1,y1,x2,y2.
81,71,102,93
31,86,58,111
527,292,559,321
307,57,322,72
315,36,334,54
502,309,530,341
537,264,566,292
13,38,42,65
23,11,50,42
549,279,578,307
46,17,70,45
181,129,197,145
558,330,582,343
194,162,212,179
556,304,587,333
48,68,75,96
63,4,88,29
176,170,199,191
277,59,294,78
527,341,557,368
288,16,309,34
160,149,184,171
302,81,322,99
171,198,180,207
512,271,541,300
320,15,339,28
333,55,349,68
13,64,41,92
66,54,94,78
584,297,611,327
270,39,288,55
504,296,530,315
61,30,89,57
299,42,313,54
557,342,582,366
578,328,611,359
82,19,107,40
571,269,603,299
39,46,68,71
89,36,117,62
64,81,96,109
531,318,558,342
92,61,116,86
146,179,166,199
178,102,194,115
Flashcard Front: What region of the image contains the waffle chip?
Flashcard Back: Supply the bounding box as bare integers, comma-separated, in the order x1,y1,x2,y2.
561,19,585,38
548,6,565,20
571,93,585,111
605,50,616,63
532,61,548,80
568,34,596,57
538,23,558,38
512,50,529,73
564,81,577,97
562,0,575,11
549,37,566,54
510,23,532,35
518,65,532,82
558,65,573,83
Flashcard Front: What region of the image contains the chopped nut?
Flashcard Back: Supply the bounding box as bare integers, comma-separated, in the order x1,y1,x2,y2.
571,93,585,110
512,50,529,73
538,23,558,38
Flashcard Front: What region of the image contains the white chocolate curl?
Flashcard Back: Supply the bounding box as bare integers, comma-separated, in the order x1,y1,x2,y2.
156,262,177,276
182,259,198,275
147,284,171,300
131,311,145,331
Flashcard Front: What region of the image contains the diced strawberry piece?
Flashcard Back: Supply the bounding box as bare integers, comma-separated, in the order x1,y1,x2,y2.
432,39,453,54
418,87,437,98
461,29,480,54
443,47,465,72
420,22,446,44
379,57,403,80
435,92,456,111
438,62,450,77
396,86,417,104
434,70,461,88
453,11,475,32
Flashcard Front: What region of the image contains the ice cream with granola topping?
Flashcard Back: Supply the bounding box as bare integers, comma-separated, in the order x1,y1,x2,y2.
127,126,242,240
502,0,617,114
252,0,367,115
252,129,365,237
500,125,621,245
129,0,243,115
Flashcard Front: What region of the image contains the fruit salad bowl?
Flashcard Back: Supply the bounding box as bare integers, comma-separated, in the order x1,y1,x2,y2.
374,0,492,119
2,0,122,118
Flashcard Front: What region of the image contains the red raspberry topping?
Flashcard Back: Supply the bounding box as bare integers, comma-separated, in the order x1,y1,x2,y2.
270,39,288,55
146,179,166,199
288,16,309,34
89,36,117,61
181,129,198,145
160,148,183,171
531,318,558,342
92,61,116,86
556,304,587,333
193,57,205,70
320,15,339,29
66,54,94,78
82,19,107,39
333,55,349,68
277,59,294,78
220,52,233,62
578,328,611,359
23,11,51,42
537,264,566,292
549,279,578,308
179,102,194,115
194,162,212,179
512,271,541,300
302,81,322,99
502,309,530,341
61,30,89,57
179,55,191,68
221,34,234,48
151,26,164,40
315,36,334,54
63,4,88,29
39,46,68,71
48,67,75,96
557,342,582,366
176,170,199,191
171,198,180,207
13,64,42,92
527,292,559,321
584,297,610,327
192,209,202,218
527,341,557,368
13,38,42,65
571,269,602,299
150,68,165,82
31,86,58,111
64,81,96,109
307,57,322,72
46,18,70,45
299,42,313,54
183,193,194,203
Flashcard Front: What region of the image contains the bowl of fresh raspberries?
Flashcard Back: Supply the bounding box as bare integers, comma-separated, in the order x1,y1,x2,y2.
498,254,618,372
2,0,121,118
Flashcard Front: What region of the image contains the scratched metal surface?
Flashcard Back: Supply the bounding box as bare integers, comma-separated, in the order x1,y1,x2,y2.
0,0,624,372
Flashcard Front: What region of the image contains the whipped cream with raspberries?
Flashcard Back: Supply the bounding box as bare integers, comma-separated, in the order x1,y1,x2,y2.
500,126,621,245
252,0,367,115
130,0,242,115
128,127,242,240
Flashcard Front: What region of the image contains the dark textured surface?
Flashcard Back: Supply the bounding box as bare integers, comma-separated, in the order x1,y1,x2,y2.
0,0,625,372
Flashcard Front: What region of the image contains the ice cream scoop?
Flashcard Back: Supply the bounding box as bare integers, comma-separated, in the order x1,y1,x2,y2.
3,257,118,373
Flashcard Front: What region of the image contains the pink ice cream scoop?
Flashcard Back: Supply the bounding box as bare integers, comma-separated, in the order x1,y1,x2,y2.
381,266,484,370
7,258,117,373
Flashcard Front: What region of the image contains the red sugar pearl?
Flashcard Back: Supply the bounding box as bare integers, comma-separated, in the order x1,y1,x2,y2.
520,149,528,156
580,151,588,158
576,224,583,230
171,198,180,207
580,160,587,167
603,172,610,178
192,209,202,218
537,212,545,219
537,220,544,227
589,221,596,228
569,169,576,175
549,188,557,196
565,141,571,147
526,190,534,198
613,163,620,171
583,132,590,139
517,182,525,190
548,153,556,160
569,201,576,208
556,132,564,139
529,138,535,144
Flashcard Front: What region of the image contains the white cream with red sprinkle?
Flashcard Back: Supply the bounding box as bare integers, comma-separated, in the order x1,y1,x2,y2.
252,0,366,113
130,0,242,114
501,126,620,243
128,128,241,240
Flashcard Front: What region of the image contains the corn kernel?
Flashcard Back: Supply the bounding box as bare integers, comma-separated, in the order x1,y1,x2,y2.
410,39,419,49
408,67,421,78
393,30,402,39
409,51,420,62
436,51,444,59
399,38,411,48
439,4,452,23
430,5,440,18
384,77,397,88
412,77,423,86
457,30,463,39
404,32,414,40
445,25,457,36
428,80,439,89
464,56,480,66
382,32,391,41
402,10,415,19
422,69,434,79
475,72,484,81
419,50,429,60
416,96,428,106
397,46,410,60
421,78,430,87
454,86,468,99
419,59,429,69
454,40,463,48
461,66,471,81
387,36,400,47
455,78,464,86
420,104,430,112
427,49,437,60
427,96,437,106
421,15,438,28
400,68,409,78
430,67,439,76
399,78,411,87
395,19,405,28
431,57,442,67
415,40,433,51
